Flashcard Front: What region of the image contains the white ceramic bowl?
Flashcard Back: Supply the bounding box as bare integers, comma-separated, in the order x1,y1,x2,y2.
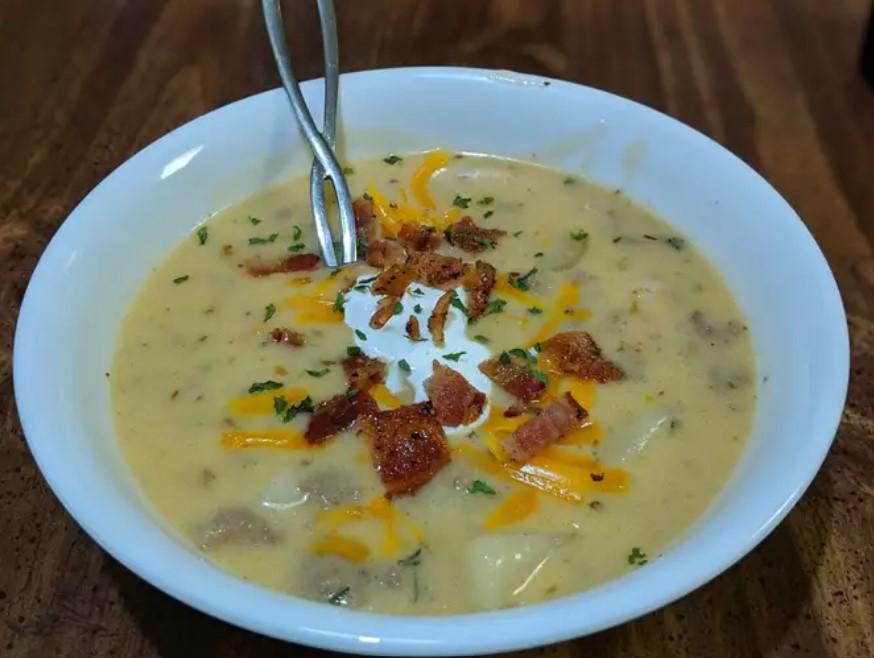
13,67,848,655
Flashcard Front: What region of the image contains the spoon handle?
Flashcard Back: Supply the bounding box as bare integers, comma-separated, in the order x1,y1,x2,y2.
261,0,357,267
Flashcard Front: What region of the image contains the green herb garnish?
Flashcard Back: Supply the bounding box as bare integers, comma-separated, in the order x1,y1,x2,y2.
392,301,404,315
498,351,511,365
249,216,261,225
172,275,190,284
483,210,494,219
666,237,685,250
333,292,346,313
249,233,279,245
264,303,276,322
473,335,490,344
484,298,507,316
355,329,367,341
477,196,494,205
529,306,543,315
627,547,648,566
273,396,288,414
467,479,497,495
249,380,283,394
410,287,425,296
362,192,372,201
509,348,535,363
563,176,576,185
345,389,359,400
196,226,208,245
442,351,466,362
452,195,472,209
570,230,588,241
292,225,303,241
507,268,537,291
512,230,523,237
383,154,403,165
414,303,423,314
281,395,315,422
399,359,411,374
342,166,355,175
397,547,422,566
306,368,330,378
288,243,305,252
346,346,362,356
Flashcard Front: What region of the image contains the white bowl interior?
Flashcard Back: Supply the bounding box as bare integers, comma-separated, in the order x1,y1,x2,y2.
14,68,848,655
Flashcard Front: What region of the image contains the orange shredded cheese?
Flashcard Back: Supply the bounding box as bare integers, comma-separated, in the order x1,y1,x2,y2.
410,150,448,209
484,488,539,529
370,384,402,409
312,535,370,563
220,428,312,450
317,496,423,559
227,387,307,415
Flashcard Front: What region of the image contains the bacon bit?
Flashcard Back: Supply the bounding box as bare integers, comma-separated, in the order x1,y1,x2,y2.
372,264,415,297
405,315,421,340
479,354,547,402
398,223,441,252
428,290,454,346
366,239,407,268
342,353,387,391
423,361,486,427
353,197,377,251
269,327,306,347
505,401,541,417
359,402,450,497
407,252,471,290
222,244,234,255
246,253,320,277
370,295,400,329
444,216,507,253
305,390,379,444
467,260,497,319
539,331,624,383
501,392,588,462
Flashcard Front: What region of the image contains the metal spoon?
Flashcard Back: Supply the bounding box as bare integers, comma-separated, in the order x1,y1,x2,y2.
261,0,357,267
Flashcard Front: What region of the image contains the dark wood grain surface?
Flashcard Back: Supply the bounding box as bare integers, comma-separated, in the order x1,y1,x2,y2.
2,1,873,656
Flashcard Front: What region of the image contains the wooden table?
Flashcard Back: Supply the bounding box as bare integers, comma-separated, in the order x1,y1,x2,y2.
2,1,873,656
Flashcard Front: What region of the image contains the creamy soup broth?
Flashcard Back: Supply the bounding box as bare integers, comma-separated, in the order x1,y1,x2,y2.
112,152,755,614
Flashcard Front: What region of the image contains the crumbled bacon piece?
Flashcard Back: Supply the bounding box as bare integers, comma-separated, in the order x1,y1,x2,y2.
269,327,306,347
423,361,486,427
405,315,421,340
370,295,400,329
353,197,377,250
478,353,546,402
305,390,379,444
359,402,450,496
428,290,454,346
366,239,406,268
501,392,588,462
539,331,624,383
467,260,497,319
342,353,387,391
372,264,415,297
398,223,441,252
407,252,471,290
444,216,506,253
222,244,234,255
246,253,320,276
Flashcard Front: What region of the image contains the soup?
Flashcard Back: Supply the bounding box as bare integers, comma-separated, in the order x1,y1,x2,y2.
111,151,755,614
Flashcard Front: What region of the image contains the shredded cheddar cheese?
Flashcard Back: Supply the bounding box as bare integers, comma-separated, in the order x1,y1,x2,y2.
410,150,448,209
220,428,312,450
484,488,539,529
227,387,307,415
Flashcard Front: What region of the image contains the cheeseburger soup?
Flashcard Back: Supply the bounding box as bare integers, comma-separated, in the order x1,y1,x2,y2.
111,151,755,613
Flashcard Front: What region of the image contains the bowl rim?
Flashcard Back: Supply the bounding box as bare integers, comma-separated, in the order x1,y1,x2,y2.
13,66,850,655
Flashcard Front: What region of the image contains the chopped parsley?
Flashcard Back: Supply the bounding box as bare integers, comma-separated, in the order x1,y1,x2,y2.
354,285,369,293
306,368,330,378
467,479,497,495
529,306,544,315
362,192,372,201
292,225,303,241
288,243,305,252
452,195,472,209
507,268,537,291
345,389,359,400
483,210,494,219
442,351,466,362
666,236,685,250
249,216,261,225
570,230,589,241
414,303,423,314
534,252,544,257
530,367,549,385
333,292,346,313
484,298,507,316
477,196,495,205
476,237,496,249
397,547,422,567
196,226,208,245
399,359,412,374
280,395,315,422
627,547,648,566
249,233,279,245
392,301,404,315
473,334,491,344
172,275,190,284
499,351,511,365
346,345,362,356
512,230,523,237
355,329,367,341
450,294,470,318
383,154,403,165
509,348,535,363
273,396,288,414
342,166,355,175
612,236,623,244
410,287,425,296
563,176,576,185
263,303,276,322
248,380,283,394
